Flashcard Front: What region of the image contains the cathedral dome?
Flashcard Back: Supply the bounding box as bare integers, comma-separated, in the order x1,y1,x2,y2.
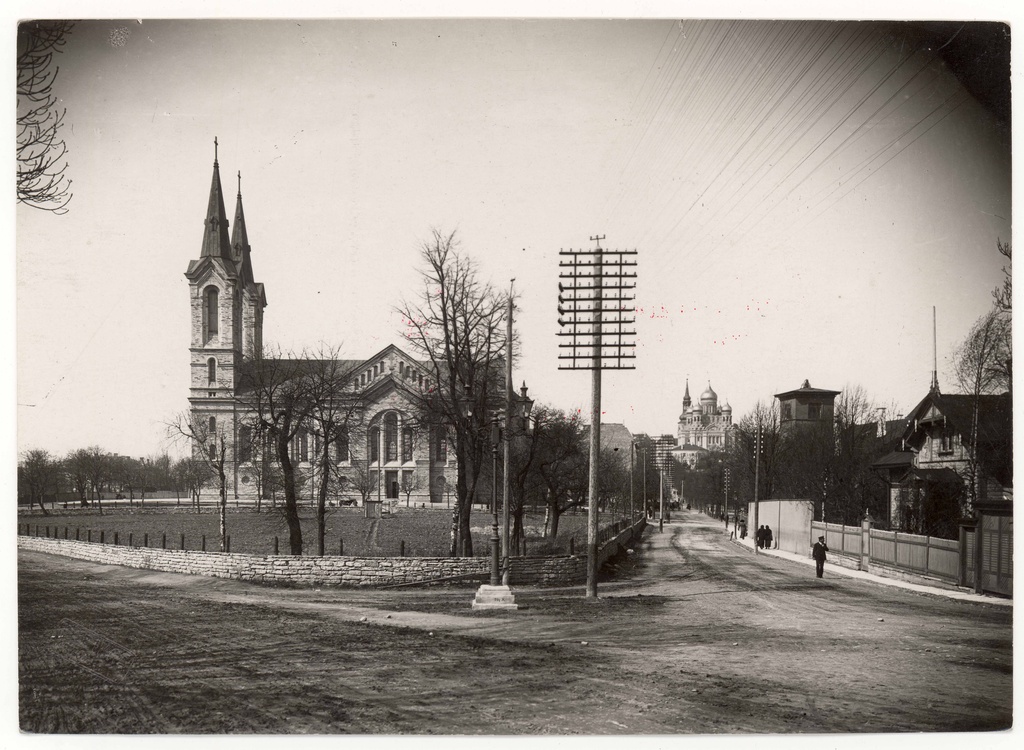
700,383,717,403
721,399,732,414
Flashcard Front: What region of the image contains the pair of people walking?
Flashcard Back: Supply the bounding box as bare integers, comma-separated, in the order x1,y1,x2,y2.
755,524,773,549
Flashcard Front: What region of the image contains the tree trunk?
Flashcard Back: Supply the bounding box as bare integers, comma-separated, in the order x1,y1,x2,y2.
34,493,49,515
219,467,227,552
549,504,561,539
316,444,331,557
277,431,303,555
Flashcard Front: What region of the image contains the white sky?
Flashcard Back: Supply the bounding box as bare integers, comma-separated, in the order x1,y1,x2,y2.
11,4,1016,460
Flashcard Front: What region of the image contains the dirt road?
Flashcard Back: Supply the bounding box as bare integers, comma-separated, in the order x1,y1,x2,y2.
17,510,1012,734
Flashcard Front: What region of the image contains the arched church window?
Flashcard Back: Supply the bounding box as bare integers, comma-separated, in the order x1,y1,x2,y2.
208,416,216,434
205,287,219,338
434,425,448,462
238,425,252,463
207,358,217,384
369,426,380,464
336,425,350,462
402,426,414,463
384,413,398,462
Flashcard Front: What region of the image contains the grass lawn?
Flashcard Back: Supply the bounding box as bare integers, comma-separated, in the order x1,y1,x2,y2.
17,506,597,558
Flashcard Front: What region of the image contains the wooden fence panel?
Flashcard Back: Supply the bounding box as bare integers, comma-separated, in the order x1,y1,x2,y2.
871,529,896,564
926,538,960,581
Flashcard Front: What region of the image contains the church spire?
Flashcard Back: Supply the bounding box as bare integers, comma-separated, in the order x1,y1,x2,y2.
231,170,255,284
200,137,232,261
682,378,691,408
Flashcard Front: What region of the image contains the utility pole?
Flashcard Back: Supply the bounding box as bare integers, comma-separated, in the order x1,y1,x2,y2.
558,236,637,599
502,280,514,587
752,425,761,554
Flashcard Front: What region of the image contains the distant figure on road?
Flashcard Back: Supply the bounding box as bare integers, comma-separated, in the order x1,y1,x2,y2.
812,535,829,577
739,521,747,539
764,526,773,550
756,525,765,548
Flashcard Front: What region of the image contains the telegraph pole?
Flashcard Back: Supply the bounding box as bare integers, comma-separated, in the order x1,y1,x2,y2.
752,425,761,554
558,236,637,599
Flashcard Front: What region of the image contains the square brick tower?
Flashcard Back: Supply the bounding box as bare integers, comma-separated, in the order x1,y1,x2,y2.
183,140,266,495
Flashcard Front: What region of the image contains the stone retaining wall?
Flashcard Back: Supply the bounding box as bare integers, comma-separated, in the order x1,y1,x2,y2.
17,520,646,588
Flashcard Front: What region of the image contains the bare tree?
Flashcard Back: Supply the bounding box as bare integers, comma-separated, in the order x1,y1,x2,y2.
81,445,111,514
953,308,1012,508
19,449,61,514
992,239,1011,314
174,456,211,511
532,407,588,540
734,399,783,505
347,452,377,506
17,21,74,213
395,229,508,556
65,448,91,507
169,413,230,551
239,349,315,554
399,471,420,507
303,348,361,556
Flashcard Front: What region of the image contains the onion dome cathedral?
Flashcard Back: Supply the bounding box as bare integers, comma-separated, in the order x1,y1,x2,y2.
674,379,737,463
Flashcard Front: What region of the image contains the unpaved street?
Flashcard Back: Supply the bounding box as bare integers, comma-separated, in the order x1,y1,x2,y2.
18,510,1012,733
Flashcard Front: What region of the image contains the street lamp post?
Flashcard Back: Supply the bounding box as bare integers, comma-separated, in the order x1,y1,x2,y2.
489,420,501,587
502,383,533,585
629,441,635,524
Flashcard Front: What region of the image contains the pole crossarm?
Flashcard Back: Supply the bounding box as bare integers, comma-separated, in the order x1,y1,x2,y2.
557,243,638,373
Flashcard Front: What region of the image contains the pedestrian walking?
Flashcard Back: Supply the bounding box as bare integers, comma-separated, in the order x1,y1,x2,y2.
756,525,765,548
812,535,829,578
764,525,773,550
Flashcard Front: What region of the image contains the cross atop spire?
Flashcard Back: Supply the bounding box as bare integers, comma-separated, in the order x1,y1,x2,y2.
200,140,232,260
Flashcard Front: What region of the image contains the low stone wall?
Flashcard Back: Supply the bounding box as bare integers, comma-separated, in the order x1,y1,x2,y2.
17,524,644,588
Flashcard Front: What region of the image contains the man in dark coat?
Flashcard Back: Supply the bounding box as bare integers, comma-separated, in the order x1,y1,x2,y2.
812,535,829,578
764,525,773,549
756,525,765,548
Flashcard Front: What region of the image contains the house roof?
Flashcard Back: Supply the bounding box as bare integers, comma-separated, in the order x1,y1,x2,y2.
903,390,1012,486
870,450,915,470
580,422,635,456
775,379,841,400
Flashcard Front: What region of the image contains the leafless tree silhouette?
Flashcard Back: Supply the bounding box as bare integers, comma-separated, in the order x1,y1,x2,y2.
17,21,74,214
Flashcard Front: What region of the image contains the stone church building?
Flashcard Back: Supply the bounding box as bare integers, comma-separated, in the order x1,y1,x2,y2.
184,147,456,505
671,380,738,466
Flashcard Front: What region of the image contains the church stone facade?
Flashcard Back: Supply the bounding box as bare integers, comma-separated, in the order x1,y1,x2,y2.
184,148,455,504
672,380,737,466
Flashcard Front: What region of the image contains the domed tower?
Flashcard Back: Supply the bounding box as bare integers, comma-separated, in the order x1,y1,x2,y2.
700,382,718,415
721,399,732,424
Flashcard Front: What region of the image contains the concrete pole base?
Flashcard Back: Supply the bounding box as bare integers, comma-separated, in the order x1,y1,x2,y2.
471,584,519,610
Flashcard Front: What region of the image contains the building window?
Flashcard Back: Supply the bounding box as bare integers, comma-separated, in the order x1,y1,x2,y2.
402,426,414,463
207,358,217,384
808,403,822,420
384,413,398,462
337,426,350,462
782,403,792,421
205,286,219,337
434,425,447,462
298,430,309,463
369,426,380,464
208,442,217,461
238,425,252,463
208,416,216,434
